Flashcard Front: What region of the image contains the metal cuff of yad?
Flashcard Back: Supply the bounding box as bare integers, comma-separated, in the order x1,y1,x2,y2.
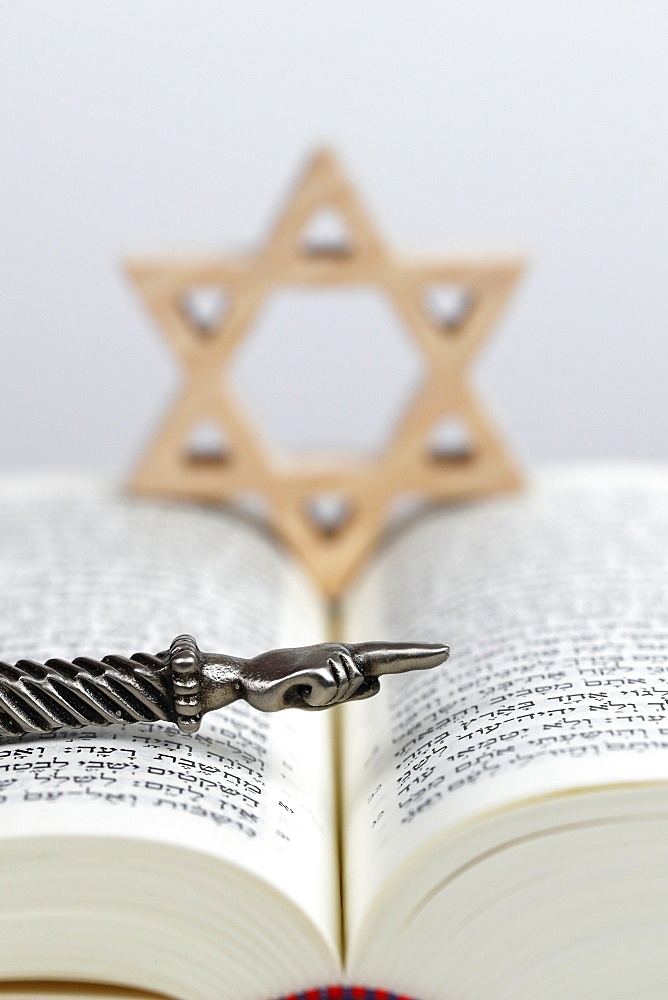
0,636,449,739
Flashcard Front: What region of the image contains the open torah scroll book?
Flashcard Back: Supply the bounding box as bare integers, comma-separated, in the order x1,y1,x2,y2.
1,466,668,1000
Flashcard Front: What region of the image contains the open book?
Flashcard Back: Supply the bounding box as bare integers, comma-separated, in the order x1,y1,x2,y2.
1,466,668,1000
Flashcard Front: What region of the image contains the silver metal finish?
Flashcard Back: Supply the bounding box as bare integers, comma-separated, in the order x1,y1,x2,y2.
0,636,449,739
0,652,172,738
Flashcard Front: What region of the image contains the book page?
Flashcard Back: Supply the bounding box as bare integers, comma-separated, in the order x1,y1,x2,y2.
0,477,338,959
342,466,668,944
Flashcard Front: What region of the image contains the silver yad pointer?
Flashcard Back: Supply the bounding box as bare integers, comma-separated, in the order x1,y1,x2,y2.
0,635,449,738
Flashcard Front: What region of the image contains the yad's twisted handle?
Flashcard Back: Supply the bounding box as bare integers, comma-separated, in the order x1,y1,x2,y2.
0,652,172,738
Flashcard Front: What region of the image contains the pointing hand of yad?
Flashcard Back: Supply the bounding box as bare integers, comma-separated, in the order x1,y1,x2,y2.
0,636,449,739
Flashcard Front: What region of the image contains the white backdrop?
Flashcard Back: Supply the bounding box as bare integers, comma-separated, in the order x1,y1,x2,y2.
1,0,667,476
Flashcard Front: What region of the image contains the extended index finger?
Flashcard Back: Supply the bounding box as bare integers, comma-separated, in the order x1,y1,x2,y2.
347,641,450,677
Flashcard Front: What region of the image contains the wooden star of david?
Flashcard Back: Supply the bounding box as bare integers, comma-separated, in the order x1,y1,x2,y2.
127,149,523,597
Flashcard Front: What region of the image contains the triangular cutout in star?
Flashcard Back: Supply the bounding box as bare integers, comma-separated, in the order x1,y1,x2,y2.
184,419,232,465
273,490,383,596
305,493,354,538
424,284,474,332
180,286,229,336
427,415,474,463
264,149,385,271
301,207,355,257
300,207,354,258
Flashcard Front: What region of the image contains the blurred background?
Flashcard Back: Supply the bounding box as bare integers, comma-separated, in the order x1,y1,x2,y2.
1,0,667,476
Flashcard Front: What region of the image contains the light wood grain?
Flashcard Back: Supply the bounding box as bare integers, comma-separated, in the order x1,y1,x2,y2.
127,149,523,597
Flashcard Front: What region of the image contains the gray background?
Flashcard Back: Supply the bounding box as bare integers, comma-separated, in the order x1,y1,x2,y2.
1,0,667,476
